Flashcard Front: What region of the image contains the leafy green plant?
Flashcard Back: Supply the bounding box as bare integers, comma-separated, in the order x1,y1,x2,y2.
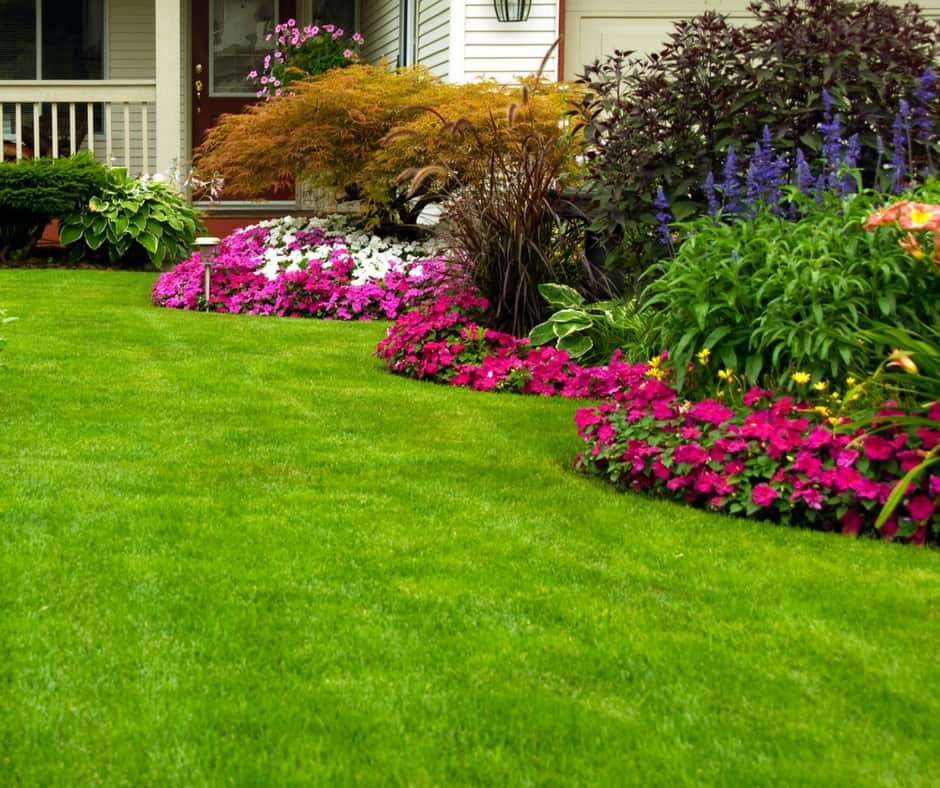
58,168,206,269
0,152,109,261
528,282,649,363
575,0,940,272
640,187,940,389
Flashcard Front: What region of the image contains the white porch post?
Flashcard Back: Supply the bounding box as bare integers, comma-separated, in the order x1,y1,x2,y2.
155,0,184,174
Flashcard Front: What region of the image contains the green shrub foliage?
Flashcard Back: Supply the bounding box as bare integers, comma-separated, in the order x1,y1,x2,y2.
0,153,109,261
575,0,940,272
638,186,940,389
58,168,206,269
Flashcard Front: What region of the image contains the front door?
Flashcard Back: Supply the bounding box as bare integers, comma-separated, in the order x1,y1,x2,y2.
191,0,296,189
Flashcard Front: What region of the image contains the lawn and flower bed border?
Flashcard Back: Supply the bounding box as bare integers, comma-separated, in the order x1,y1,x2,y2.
151,217,939,545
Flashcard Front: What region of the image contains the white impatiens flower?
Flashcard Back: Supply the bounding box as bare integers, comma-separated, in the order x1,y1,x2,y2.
244,214,445,282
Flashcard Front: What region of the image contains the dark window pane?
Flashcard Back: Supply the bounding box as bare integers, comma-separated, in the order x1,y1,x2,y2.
42,0,103,79
0,0,37,79
310,0,354,29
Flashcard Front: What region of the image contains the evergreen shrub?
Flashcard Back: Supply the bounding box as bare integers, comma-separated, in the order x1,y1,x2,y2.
0,153,109,261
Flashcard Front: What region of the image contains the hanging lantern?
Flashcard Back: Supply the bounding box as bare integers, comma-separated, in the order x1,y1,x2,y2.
493,0,531,23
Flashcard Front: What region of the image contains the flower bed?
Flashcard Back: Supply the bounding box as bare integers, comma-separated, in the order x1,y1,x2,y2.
376,293,939,544
152,216,462,319
575,381,939,545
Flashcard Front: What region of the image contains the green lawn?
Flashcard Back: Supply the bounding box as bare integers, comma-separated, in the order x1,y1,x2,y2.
1,270,938,786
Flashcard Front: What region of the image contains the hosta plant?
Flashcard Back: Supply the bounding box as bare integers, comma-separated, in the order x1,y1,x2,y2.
59,168,205,269
528,282,649,364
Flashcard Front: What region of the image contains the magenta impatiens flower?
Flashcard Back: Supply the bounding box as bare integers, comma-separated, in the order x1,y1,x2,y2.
751,484,779,507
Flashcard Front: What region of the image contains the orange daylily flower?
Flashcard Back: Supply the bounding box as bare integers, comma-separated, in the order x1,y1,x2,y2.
887,348,919,375
863,202,902,230
898,201,940,231
898,231,927,259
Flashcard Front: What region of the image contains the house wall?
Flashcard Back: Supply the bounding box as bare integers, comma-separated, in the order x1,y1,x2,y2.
360,0,558,83
360,0,401,66
107,0,158,173
416,0,449,78
459,0,558,82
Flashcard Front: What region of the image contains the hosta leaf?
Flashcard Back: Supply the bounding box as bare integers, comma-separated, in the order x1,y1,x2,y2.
137,231,159,255
538,283,584,309
558,334,594,358
549,309,592,328
57,223,84,247
528,321,556,346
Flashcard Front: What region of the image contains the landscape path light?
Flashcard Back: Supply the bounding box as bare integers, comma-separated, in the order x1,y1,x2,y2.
194,236,221,312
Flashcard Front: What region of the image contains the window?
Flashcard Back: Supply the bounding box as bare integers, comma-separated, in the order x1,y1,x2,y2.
0,0,104,80
0,0,105,146
308,0,355,29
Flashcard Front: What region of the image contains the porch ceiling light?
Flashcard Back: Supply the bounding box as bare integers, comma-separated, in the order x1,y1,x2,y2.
194,236,221,311
493,0,531,23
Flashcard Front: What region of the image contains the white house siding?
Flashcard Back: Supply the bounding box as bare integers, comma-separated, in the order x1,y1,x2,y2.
107,0,158,173
461,0,559,82
360,0,401,66
565,0,940,80
417,0,450,78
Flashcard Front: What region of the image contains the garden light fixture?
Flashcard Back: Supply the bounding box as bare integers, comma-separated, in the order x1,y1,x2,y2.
493,0,531,23
194,236,221,311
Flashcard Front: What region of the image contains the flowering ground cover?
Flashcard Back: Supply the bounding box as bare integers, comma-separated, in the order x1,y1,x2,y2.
375,292,939,544
1,269,938,784
152,216,460,320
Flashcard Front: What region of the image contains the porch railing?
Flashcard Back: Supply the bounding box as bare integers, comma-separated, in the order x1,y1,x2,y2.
0,80,158,176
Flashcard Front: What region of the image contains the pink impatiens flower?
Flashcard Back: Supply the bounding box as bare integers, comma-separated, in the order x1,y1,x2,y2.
751,484,779,507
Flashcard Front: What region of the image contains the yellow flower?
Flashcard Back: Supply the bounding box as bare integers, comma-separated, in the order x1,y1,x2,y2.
647,355,662,369
696,348,711,366
813,380,828,391
717,368,734,382
846,376,857,387
813,405,831,417
828,416,842,427
791,371,811,385
829,391,841,402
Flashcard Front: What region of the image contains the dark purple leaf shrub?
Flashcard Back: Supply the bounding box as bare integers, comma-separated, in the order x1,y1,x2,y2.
576,0,940,274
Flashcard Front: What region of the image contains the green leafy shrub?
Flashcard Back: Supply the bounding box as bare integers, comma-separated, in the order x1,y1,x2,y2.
528,282,649,364
575,0,940,272
58,168,206,269
0,152,109,261
639,187,940,389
